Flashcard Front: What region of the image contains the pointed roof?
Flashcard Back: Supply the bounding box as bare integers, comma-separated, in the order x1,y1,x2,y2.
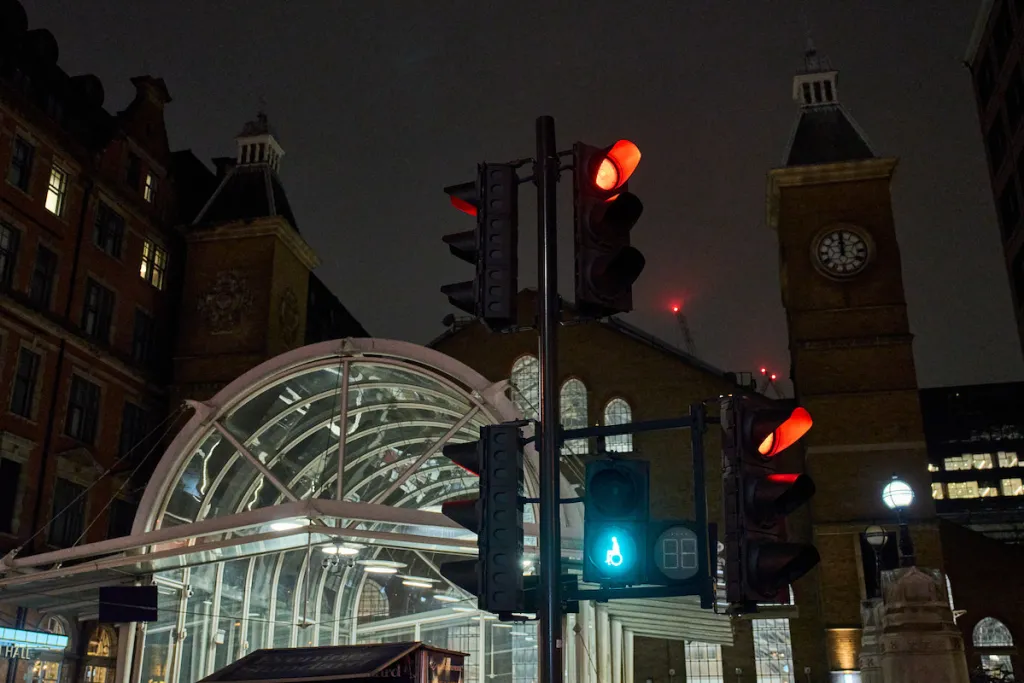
192,112,298,231
782,42,876,167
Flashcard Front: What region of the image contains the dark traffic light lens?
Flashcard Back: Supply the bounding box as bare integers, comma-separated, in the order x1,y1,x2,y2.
589,468,638,517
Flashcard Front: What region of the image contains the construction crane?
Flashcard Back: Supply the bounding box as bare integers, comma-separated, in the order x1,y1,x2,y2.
671,304,698,357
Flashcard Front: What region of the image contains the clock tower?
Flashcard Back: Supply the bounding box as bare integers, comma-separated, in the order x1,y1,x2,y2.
766,45,942,676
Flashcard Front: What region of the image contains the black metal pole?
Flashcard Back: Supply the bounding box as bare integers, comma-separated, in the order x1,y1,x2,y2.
690,404,713,608
535,114,563,683
897,508,915,567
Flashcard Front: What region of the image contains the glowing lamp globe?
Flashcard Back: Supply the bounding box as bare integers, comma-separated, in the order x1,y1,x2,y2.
882,479,914,510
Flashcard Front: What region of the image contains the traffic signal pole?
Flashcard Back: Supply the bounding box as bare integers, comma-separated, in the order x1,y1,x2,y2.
534,115,563,683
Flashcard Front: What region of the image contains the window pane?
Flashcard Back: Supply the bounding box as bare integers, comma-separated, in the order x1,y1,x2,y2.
559,379,588,455
44,165,67,216
0,222,20,288
0,459,21,533
509,356,539,420
998,451,1020,468
49,478,86,547
29,246,57,309
1001,478,1024,496
685,641,724,683
10,348,41,418
8,137,34,191
65,376,101,444
973,453,994,469
947,482,980,499
603,398,633,453
752,618,795,682
931,482,944,500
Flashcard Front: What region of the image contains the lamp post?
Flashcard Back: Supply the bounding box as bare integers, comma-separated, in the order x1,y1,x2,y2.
882,476,915,567
864,525,888,598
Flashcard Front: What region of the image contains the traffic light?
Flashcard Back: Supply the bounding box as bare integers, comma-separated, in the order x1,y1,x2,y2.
721,395,818,612
572,140,645,318
583,459,649,586
440,163,518,331
439,423,525,614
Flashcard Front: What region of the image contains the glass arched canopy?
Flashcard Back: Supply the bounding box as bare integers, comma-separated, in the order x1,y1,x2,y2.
0,338,729,683
137,337,552,531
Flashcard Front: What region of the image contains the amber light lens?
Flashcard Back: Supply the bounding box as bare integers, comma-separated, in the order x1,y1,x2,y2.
758,407,813,457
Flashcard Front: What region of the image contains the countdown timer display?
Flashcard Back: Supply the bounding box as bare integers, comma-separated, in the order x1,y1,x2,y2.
653,525,699,581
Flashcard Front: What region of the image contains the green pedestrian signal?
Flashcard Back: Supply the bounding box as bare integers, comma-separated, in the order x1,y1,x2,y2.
583,459,649,586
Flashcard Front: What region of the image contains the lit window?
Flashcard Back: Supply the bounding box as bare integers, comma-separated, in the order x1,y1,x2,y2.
931,483,944,500
973,617,1015,679
998,451,1020,468
973,453,994,469
603,398,633,453
559,379,588,456
1002,478,1024,496
944,455,971,471
139,239,167,290
509,355,539,420
752,618,795,683
44,164,68,216
143,172,157,203
947,482,980,499
684,641,724,682
979,484,1000,497
927,463,939,473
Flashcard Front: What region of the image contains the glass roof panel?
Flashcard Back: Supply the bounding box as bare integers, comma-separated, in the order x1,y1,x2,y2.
154,348,511,531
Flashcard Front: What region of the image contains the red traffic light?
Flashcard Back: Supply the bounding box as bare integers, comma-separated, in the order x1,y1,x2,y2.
755,407,812,457
445,180,478,216
592,140,642,192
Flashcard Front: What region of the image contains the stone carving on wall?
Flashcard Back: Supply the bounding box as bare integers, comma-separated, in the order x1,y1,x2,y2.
197,270,254,335
278,286,300,345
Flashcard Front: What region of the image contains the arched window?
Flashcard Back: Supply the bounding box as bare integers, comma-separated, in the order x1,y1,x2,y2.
358,579,390,620
975,618,1014,648
560,379,588,455
974,617,1015,678
510,355,539,420
603,398,633,453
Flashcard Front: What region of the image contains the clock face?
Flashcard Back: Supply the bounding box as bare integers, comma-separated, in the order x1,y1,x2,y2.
814,227,870,277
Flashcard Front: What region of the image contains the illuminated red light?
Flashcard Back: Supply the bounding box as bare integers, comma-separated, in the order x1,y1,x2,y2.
767,473,800,484
757,407,813,457
592,140,641,192
770,373,777,381
449,196,477,217
760,367,767,375
671,305,680,313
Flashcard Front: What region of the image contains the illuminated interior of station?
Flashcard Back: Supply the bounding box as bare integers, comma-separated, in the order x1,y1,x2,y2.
0,339,731,683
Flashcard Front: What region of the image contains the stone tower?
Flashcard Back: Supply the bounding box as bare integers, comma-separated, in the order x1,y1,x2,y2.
173,113,319,401
766,45,942,677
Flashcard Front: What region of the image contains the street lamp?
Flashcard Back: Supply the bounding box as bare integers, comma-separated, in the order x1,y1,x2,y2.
864,525,887,598
881,475,915,567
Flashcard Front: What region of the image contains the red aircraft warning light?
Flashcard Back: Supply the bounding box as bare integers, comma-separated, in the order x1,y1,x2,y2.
671,304,680,314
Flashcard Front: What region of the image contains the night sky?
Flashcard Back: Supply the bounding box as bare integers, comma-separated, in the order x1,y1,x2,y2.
22,1,1024,389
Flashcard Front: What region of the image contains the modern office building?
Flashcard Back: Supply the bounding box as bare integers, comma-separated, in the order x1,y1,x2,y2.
922,381,1024,542
967,0,1024,359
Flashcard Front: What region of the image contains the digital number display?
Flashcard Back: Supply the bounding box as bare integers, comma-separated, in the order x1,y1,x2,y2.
654,526,699,580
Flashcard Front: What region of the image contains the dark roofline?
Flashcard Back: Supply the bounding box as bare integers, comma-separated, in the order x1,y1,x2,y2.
428,288,734,381
602,316,732,379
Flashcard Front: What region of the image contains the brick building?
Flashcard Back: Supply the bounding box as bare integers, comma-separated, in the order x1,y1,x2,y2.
966,0,1024,359
0,3,365,674
432,46,1024,682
